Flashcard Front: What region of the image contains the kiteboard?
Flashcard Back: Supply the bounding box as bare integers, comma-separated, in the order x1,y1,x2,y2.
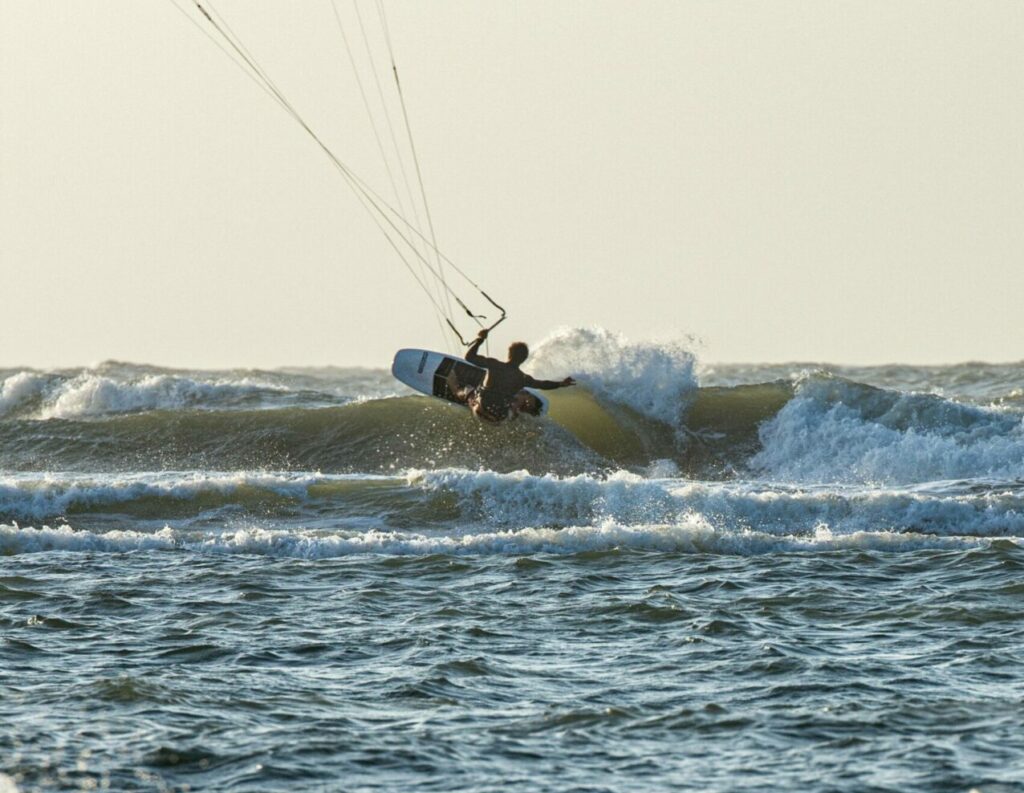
391,349,550,416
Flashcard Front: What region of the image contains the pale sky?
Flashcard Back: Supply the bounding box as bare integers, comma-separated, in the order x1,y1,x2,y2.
2,1,1022,368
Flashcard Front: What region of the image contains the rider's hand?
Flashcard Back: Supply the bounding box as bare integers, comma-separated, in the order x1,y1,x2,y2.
477,329,489,340
562,377,576,387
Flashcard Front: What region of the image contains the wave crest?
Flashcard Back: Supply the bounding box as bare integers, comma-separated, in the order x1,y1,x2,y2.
530,328,699,428
0,521,990,559
753,374,1024,484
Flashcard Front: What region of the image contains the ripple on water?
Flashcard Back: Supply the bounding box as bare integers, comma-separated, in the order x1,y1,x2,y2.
0,583,42,602
2,542,1024,791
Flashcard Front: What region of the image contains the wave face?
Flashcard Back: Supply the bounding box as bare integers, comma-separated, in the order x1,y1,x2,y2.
0,360,396,419
2,341,1023,482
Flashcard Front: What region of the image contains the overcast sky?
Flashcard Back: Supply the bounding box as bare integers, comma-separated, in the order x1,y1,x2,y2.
3,1,1022,368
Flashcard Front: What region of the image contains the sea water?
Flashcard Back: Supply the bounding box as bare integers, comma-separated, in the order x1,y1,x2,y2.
2,332,1023,791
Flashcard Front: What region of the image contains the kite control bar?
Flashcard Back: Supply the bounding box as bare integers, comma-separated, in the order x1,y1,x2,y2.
447,291,507,347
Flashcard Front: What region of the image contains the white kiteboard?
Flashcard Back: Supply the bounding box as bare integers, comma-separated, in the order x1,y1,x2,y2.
391,348,549,416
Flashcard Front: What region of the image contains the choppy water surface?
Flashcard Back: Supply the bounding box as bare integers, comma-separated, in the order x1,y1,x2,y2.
2,332,1024,791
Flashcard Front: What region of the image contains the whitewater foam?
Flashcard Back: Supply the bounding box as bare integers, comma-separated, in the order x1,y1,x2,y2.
4,468,1024,539
413,468,1024,537
0,521,992,559
0,371,50,416
530,328,699,428
753,374,1024,485
38,373,296,418
0,365,386,420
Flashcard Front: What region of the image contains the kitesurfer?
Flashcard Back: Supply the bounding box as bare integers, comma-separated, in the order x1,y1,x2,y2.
446,329,575,422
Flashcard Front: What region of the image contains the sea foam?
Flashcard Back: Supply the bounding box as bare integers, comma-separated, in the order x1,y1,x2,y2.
413,468,1024,538
752,374,1024,484
529,328,699,428
0,371,50,416
3,468,1023,539
0,521,991,559
0,366,360,420
38,373,290,418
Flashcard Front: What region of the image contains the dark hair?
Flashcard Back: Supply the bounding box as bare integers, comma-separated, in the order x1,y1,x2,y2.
508,342,529,365
520,394,542,416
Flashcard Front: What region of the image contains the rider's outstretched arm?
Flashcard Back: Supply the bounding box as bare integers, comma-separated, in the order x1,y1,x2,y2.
524,375,576,390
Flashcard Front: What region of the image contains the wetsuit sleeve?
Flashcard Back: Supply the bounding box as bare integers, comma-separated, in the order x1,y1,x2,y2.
523,375,565,390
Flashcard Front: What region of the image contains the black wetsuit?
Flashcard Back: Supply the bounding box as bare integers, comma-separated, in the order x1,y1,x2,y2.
465,338,564,421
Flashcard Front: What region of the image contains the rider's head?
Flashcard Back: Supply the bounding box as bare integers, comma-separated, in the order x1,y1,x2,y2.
508,342,529,366
513,391,543,416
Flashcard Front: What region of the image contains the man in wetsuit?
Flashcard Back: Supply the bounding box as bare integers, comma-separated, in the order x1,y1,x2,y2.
449,329,576,422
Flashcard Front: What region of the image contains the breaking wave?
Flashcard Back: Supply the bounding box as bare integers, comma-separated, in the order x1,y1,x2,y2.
3,468,1023,541
0,362,396,419
751,374,1024,484
2,336,1023,484
0,521,994,560
530,327,699,428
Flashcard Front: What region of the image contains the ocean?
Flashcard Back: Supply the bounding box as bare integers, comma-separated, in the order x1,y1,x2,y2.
2,329,1023,792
